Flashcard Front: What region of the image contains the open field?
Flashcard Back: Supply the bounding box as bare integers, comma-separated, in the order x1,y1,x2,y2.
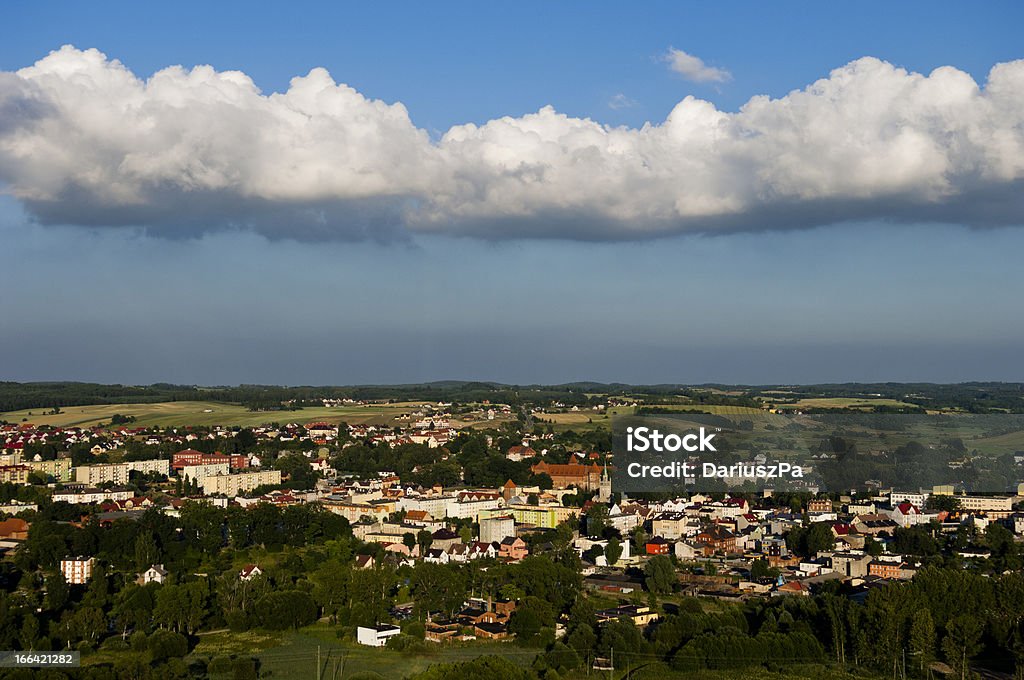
0,401,434,429
789,397,919,410
1,399,518,430
967,428,1024,455
191,625,537,679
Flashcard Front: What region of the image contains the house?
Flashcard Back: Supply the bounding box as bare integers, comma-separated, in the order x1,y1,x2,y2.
239,564,263,581
431,528,462,551
356,625,402,647
473,621,509,639
651,512,699,540
645,537,671,555
807,499,833,513
305,422,338,443
355,555,377,569
853,514,899,536
868,560,905,579
888,502,923,528
425,621,461,642
404,510,433,525
695,526,737,554
829,551,872,578
773,579,810,597
0,517,30,541
138,564,168,585
595,604,658,626
423,548,451,564
498,536,528,561
469,541,498,560
675,540,707,561
506,445,537,461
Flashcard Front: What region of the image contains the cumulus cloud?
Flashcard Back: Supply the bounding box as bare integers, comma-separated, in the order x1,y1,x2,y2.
608,93,638,110
1,45,1024,241
663,47,732,83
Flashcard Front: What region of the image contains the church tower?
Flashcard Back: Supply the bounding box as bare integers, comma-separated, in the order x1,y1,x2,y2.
597,459,612,503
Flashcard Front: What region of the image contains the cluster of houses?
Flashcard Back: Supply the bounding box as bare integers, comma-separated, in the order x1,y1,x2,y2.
579,488,1024,603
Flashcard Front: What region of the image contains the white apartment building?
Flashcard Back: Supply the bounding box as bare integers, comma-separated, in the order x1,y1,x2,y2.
181,462,230,486
60,556,96,584
53,487,133,504
74,463,129,486
890,491,930,508
126,459,170,477
479,515,516,544
956,496,1014,519
200,470,282,496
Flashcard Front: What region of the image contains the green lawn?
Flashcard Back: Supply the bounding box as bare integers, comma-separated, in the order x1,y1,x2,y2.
190,625,538,679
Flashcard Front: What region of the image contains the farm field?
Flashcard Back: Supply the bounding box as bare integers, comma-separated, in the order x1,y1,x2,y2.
788,397,919,410
0,399,516,430
0,401,432,429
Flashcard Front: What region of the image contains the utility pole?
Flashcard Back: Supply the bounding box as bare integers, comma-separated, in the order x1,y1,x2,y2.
316,645,321,680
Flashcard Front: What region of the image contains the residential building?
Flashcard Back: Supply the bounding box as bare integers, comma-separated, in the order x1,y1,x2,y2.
60,556,96,584
171,450,247,471
0,517,30,541
126,459,171,477
498,536,528,561
200,470,282,496
53,487,133,504
0,465,31,485
479,516,516,544
239,564,263,580
26,458,72,482
75,463,130,486
181,462,230,486
138,564,168,585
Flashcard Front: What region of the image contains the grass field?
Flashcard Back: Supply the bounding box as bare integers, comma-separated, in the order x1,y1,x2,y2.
0,401,438,429
966,428,1024,455
789,397,919,410
191,625,537,679
657,404,764,415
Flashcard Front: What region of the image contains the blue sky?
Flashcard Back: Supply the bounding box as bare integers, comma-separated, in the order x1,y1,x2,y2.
2,1,1023,385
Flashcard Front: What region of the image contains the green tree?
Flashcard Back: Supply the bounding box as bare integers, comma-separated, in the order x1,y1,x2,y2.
942,615,983,679
585,504,609,536
148,629,189,661
645,555,676,594
416,530,434,556
909,608,935,675
605,538,623,566
45,571,69,611
410,563,466,619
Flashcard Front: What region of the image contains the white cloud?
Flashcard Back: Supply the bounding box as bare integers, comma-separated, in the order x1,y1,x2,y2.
608,93,638,110
663,47,731,83
2,46,1024,241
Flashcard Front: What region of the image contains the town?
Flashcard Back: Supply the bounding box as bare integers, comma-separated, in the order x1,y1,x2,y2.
1,383,1024,679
